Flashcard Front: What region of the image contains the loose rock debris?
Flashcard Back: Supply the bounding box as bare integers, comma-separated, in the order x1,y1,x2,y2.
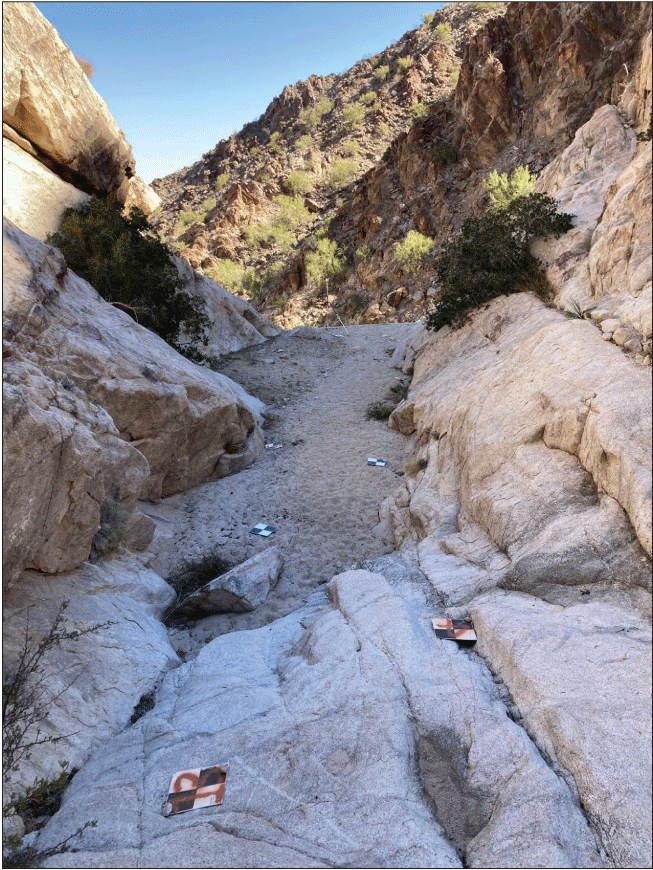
163,764,228,816
432,617,477,645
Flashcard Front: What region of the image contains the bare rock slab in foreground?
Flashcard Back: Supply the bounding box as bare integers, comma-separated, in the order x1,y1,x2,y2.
472,590,653,869
2,558,179,794
174,547,284,616
37,566,603,869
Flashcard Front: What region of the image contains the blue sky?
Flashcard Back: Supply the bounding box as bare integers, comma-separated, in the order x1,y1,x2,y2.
35,2,444,183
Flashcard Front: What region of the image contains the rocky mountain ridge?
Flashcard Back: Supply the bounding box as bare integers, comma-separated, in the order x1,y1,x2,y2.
152,1,651,330
150,2,505,320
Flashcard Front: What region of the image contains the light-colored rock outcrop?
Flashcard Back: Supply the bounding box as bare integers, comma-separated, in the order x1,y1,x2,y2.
532,104,651,344
2,137,90,241
174,547,283,616
386,294,651,583
2,2,134,194
588,140,652,338
35,562,603,869
472,590,652,868
3,218,265,584
120,174,162,218
173,255,280,358
2,558,179,797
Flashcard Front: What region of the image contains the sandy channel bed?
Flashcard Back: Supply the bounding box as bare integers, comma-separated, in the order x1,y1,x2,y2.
143,323,419,656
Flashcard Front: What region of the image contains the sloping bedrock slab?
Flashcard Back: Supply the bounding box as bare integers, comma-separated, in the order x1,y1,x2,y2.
2,3,134,193
392,295,651,588
37,572,601,868
174,256,281,358
2,137,90,241
2,558,178,796
472,590,652,868
3,219,264,502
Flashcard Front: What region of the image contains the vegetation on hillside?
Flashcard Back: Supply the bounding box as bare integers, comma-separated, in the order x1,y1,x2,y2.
395,230,435,274
425,192,573,331
484,165,536,210
47,196,210,359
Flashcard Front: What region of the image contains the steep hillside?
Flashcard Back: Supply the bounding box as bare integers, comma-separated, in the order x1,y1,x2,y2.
151,2,505,320
152,1,651,328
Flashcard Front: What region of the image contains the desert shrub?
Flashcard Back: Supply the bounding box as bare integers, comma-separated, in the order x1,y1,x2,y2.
366,400,394,421
359,92,376,106
378,122,390,137
268,226,295,251
270,291,290,312
355,243,371,263
450,70,460,87
284,170,312,196
410,102,429,119
395,230,435,274
343,138,360,157
366,378,409,420
483,165,536,210
73,55,94,78
431,140,458,168
243,262,284,301
305,237,347,286
269,131,283,153
348,291,368,313
273,194,311,230
207,259,246,293
422,12,436,25
214,172,229,192
91,497,128,559
47,196,209,357
342,102,366,132
2,602,112,864
425,193,573,332
295,134,313,154
434,23,452,44
373,64,390,82
328,158,358,189
299,97,334,131
165,551,235,607
178,209,204,228
201,197,216,212
396,56,415,73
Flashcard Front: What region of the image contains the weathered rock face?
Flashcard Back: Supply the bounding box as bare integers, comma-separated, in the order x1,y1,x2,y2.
532,104,652,349
2,2,134,194
2,137,90,242
34,562,605,869
2,558,179,796
457,2,652,160
2,218,265,585
472,590,652,868
386,296,651,578
3,2,162,242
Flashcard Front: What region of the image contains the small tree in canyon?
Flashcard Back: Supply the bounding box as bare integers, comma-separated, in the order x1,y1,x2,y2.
426,192,573,331
47,196,210,360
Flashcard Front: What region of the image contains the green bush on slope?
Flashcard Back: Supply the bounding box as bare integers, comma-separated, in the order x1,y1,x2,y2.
425,193,573,332
47,196,209,359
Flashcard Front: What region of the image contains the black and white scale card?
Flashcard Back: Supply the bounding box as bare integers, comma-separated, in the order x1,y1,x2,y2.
367,457,387,467
250,523,276,537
